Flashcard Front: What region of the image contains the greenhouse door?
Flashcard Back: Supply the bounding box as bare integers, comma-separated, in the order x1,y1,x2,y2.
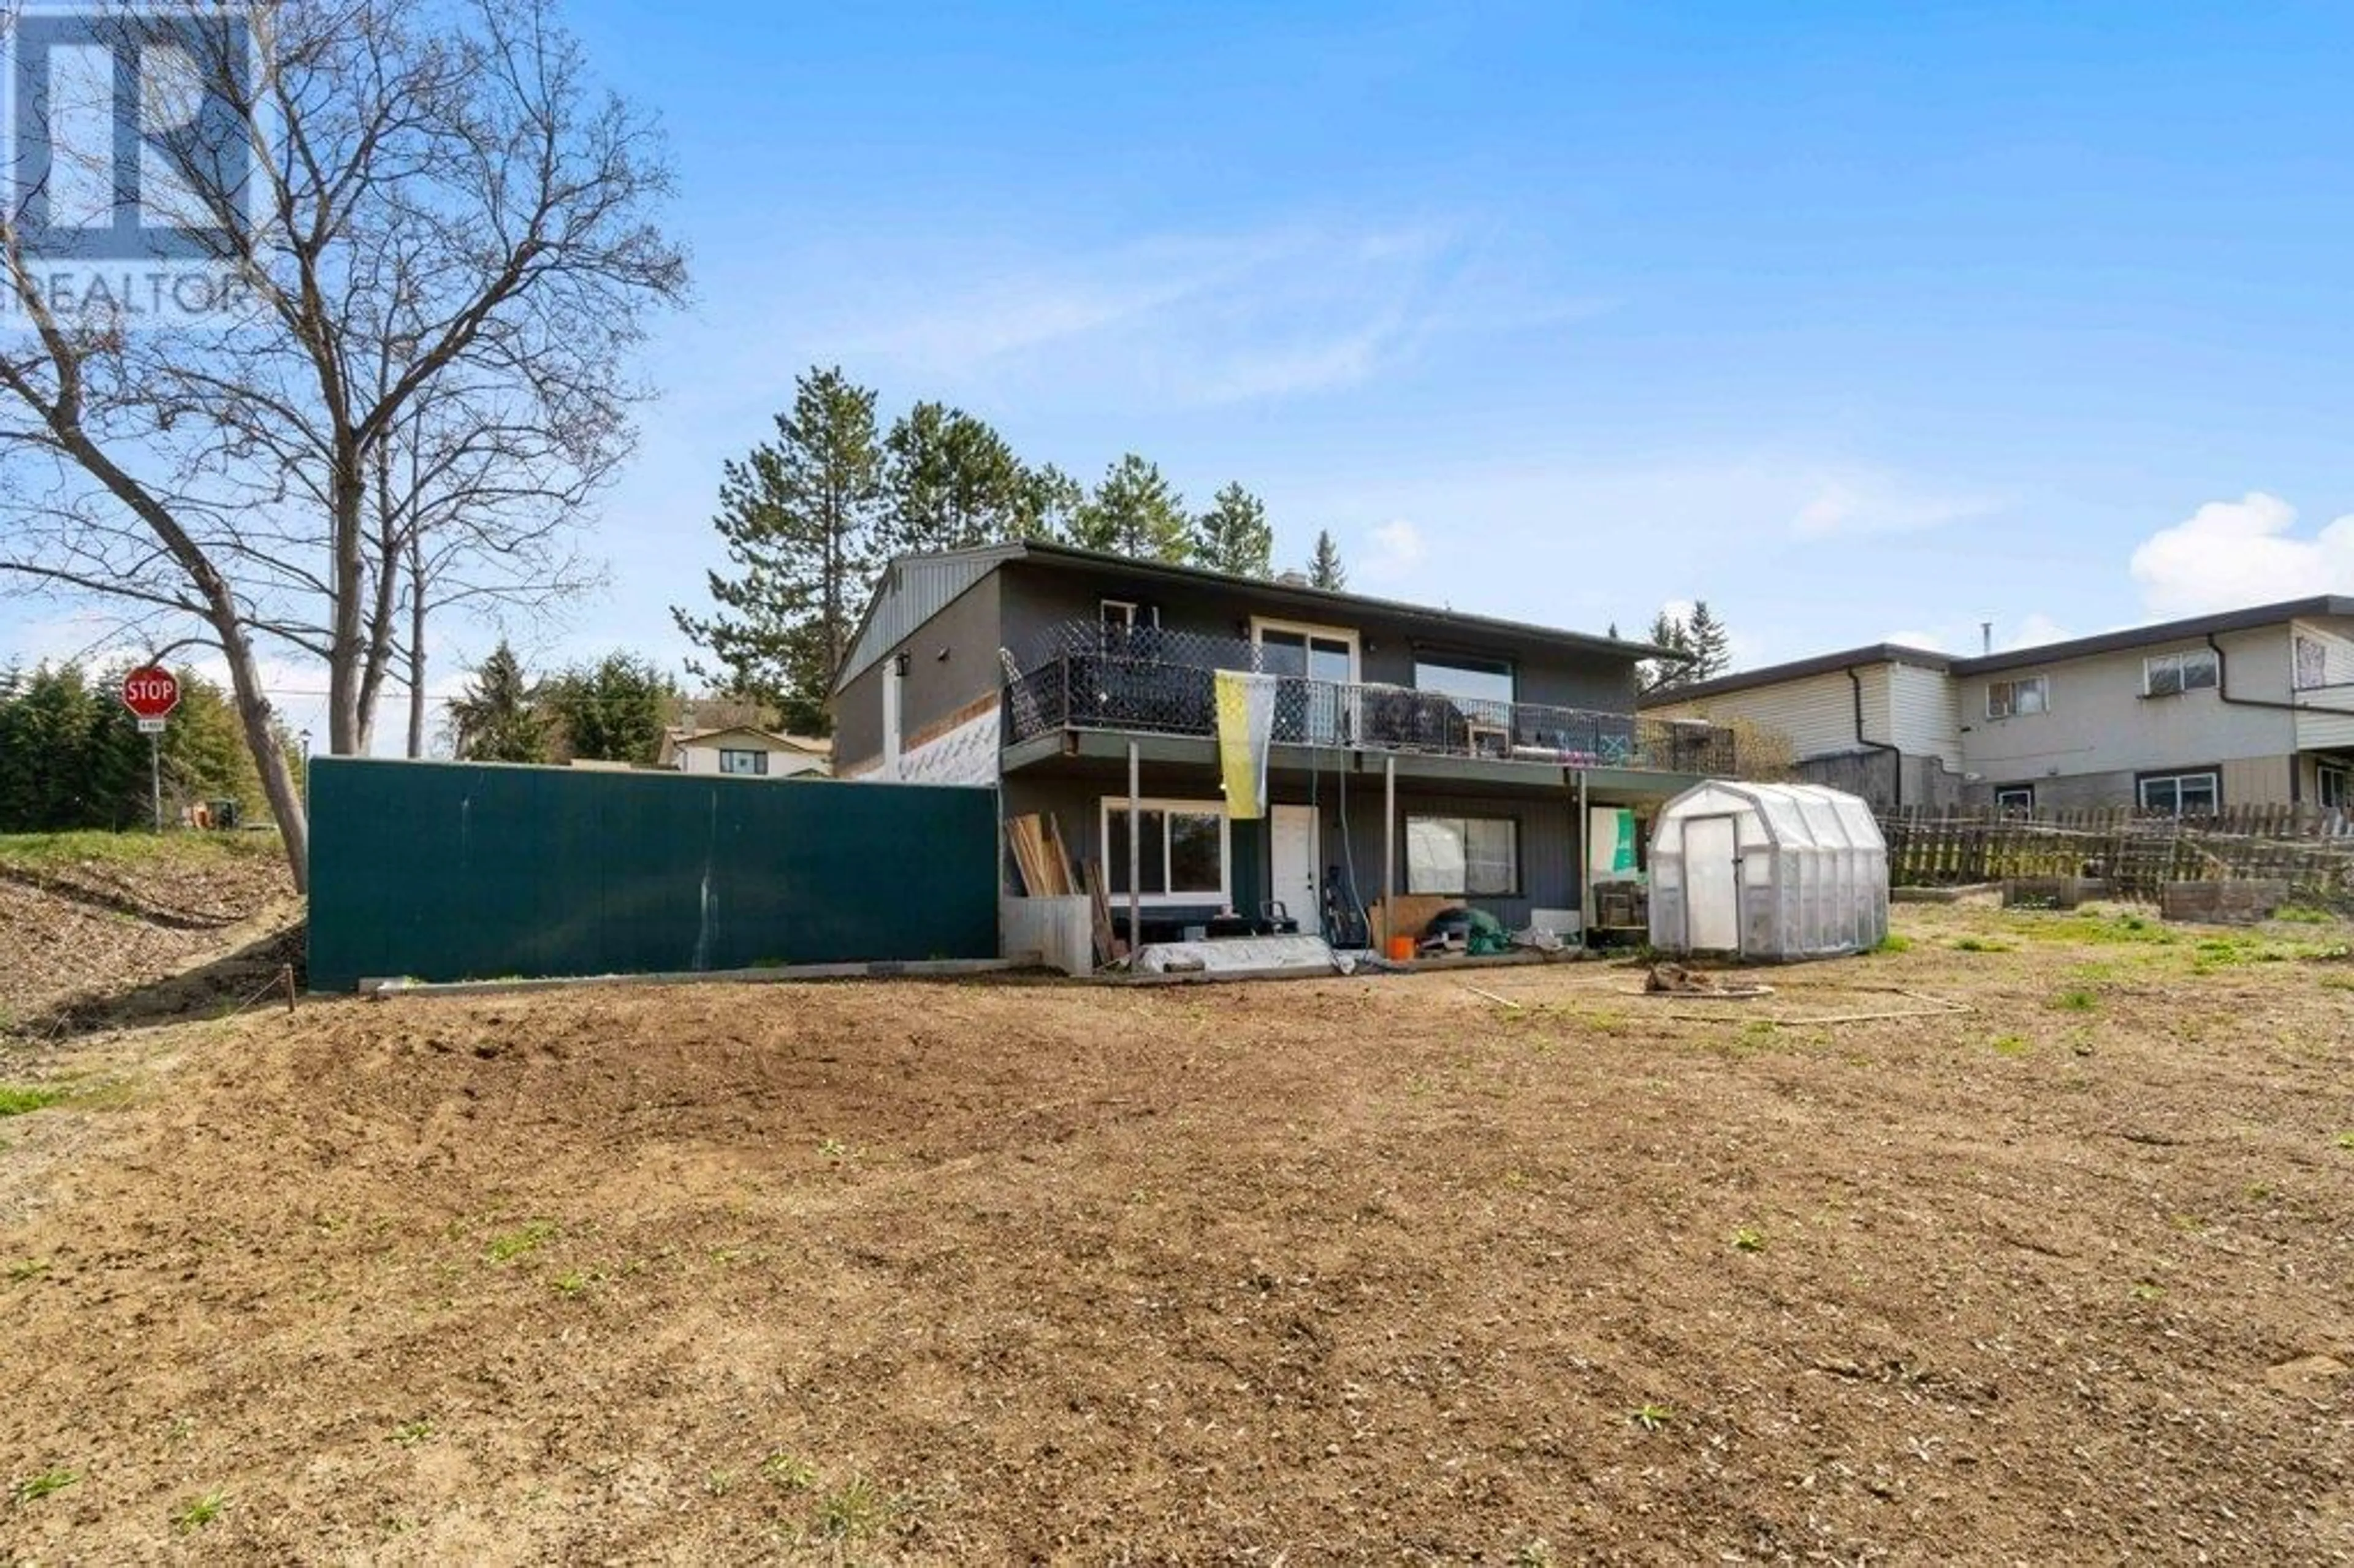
1683,815,1740,953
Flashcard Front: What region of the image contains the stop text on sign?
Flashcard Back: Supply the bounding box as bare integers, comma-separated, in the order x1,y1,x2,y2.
120,666,181,719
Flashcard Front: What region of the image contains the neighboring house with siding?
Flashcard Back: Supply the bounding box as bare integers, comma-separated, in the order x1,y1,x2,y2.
1643,596,2354,813
830,541,1738,943
657,725,831,778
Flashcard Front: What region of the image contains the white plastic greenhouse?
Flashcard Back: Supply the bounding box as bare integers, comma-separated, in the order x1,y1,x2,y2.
1647,781,1888,961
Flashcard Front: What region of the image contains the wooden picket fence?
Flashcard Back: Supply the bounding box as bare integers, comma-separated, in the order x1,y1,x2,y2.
1876,804,2354,904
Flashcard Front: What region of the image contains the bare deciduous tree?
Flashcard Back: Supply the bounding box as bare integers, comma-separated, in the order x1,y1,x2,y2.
0,0,686,888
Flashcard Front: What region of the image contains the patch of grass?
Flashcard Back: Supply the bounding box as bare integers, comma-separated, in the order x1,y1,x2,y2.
817,1136,850,1162
1952,936,2014,953
1627,1402,1675,1432
2008,911,2178,947
0,1086,65,1118
1870,934,1913,954
7,1258,51,1282
0,829,277,869
2130,1281,2166,1303
1990,1033,2033,1058
172,1491,227,1533
389,1420,435,1447
12,1467,78,1504
2271,904,2335,924
812,1474,891,1540
761,1452,817,1490
704,1469,736,1497
550,1269,591,1297
1513,1541,1560,1568
1731,1225,1766,1253
2335,1132,2354,1151
2049,988,2100,1013
484,1220,557,1263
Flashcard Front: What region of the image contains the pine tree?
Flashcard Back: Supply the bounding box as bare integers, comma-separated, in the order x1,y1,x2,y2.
880,402,1026,554
1011,463,1083,544
1307,529,1347,591
672,366,885,736
448,641,552,763
1639,608,1697,697
1190,482,1273,577
1071,454,1190,561
1685,600,1732,681
546,653,676,764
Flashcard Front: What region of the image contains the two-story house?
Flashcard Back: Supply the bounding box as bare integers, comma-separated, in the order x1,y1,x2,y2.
830,541,1736,944
1642,596,2354,813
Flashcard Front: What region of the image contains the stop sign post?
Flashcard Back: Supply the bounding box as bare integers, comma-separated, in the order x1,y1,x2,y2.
120,666,181,831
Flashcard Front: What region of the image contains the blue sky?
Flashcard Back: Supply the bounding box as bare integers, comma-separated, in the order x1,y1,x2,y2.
11,0,2354,731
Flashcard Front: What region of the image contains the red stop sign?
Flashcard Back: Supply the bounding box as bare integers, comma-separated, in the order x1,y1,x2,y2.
121,665,181,720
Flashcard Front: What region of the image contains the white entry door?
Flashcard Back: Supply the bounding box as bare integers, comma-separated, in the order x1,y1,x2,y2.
1683,815,1740,953
1271,805,1320,934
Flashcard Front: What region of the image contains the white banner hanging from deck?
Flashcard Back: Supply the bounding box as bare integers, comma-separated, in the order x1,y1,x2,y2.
1214,671,1279,819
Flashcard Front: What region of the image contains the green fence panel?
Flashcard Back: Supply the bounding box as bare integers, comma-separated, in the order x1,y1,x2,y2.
308,759,999,991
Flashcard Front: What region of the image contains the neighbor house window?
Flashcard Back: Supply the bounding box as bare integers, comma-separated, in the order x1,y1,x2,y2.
2320,765,2351,810
2143,649,2219,697
1994,786,2035,814
1102,799,1229,904
1100,599,1158,632
2296,634,2331,691
1413,653,1515,709
718,748,768,776
1405,815,1518,896
1986,676,2048,718
2138,771,2219,816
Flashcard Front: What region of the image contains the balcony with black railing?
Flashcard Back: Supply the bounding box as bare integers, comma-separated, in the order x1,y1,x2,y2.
1001,621,1737,777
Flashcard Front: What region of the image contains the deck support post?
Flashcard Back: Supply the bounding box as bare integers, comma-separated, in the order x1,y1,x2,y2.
1382,753,1395,949
1577,769,1592,953
1127,740,1142,956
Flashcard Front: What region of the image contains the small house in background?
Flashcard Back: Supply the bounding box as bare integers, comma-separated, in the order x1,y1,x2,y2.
657,725,831,779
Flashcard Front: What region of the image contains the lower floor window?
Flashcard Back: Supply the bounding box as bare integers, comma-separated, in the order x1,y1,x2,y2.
1405,815,1518,896
1102,799,1229,902
719,748,768,776
2139,771,2219,815
2320,765,2351,810
1993,786,2035,814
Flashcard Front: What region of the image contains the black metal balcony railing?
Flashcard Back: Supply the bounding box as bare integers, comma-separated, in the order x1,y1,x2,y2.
1001,621,1737,777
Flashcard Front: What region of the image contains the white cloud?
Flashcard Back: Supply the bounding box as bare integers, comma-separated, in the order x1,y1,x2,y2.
1881,628,1948,652
1360,519,1428,582
2128,492,2354,618
1791,472,2004,539
832,222,1597,408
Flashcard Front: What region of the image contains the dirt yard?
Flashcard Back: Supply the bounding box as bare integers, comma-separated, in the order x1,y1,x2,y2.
0,832,297,1040
2,902,2350,1562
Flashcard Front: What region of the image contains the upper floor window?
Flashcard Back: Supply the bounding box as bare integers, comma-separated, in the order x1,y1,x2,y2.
1100,598,1158,632
1414,653,1515,709
2296,634,2331,691
2144,649,2218,698
1986,676,2048,718
718,748,769,776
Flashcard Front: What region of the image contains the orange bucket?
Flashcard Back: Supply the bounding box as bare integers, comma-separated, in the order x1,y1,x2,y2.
1386,934,1416,962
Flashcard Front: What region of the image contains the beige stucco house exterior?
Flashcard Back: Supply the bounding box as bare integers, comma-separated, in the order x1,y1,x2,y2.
1644,596,2354,813
655,725,831,779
